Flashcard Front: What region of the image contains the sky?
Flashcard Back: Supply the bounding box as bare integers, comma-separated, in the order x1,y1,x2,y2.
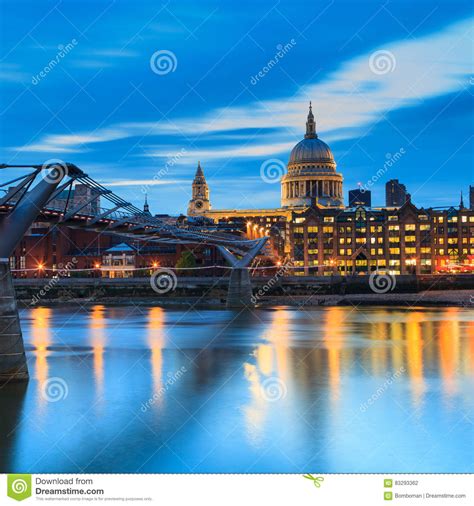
0,0,473,214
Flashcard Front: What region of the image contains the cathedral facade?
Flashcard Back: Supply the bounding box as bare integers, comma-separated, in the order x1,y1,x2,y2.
187,104,474,276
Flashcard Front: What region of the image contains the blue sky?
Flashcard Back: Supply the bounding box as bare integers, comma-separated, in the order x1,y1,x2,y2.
1,0,473,214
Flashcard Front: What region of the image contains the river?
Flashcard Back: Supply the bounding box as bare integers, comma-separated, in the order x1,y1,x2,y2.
1,305,473,473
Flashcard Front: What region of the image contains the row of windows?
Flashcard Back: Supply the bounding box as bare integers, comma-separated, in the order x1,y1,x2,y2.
292,224,474,237
292,215,474,226
298,259,434,268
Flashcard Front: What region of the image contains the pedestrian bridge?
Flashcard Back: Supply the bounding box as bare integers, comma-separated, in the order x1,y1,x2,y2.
0,162,268,383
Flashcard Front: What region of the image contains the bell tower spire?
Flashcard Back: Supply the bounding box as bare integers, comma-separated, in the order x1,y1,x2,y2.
305,101,317,139
143,192,151,215
188,161,211,216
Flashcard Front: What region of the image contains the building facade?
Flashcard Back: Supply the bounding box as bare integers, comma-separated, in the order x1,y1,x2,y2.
349,188,371,207
385,179,407,207
288,201,474,276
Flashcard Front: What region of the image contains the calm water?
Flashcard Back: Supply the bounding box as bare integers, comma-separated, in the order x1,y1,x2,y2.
1,305,473,473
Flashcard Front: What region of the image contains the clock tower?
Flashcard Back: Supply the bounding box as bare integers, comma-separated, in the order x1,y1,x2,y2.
188,161,211,215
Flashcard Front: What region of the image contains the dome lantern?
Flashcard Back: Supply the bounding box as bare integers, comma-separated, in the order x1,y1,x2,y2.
305,101,317,139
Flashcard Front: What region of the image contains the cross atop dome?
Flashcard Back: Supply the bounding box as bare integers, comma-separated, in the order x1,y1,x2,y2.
305,101,317,139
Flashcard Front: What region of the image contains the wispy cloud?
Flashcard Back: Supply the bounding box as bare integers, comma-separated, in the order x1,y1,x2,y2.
143,142,296,161
92,49,139,58
0,64,29,83
14,129,130,153
71,48,138,70
101,178,181,187
12,17,473,158
71,59,115,69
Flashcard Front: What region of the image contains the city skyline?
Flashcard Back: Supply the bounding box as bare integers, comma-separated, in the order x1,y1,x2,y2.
1,0,473,214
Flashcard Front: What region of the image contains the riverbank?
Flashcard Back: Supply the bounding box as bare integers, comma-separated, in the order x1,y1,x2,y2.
17,289,474,308
12,274,474,308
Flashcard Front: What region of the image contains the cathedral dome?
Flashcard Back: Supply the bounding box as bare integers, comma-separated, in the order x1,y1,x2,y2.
289,137,335,165
281,102,344,209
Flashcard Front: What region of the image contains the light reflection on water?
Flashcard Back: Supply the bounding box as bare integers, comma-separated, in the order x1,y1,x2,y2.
0,305,473,473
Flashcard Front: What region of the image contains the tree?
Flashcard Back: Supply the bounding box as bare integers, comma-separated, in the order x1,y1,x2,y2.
175,251,197,271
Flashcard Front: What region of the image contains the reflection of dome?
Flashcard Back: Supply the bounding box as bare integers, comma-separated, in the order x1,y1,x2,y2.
281,102,344,208
289,137,335,165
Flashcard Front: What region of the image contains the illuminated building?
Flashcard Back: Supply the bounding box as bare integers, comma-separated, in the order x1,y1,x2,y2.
187,103,474,275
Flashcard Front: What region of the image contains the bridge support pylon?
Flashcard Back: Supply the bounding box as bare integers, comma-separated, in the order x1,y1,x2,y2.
0,165,65,383
217,237,267,309
0,260,29,382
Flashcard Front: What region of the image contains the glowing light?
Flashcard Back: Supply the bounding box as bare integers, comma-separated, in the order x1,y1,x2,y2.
152,262,159,268
37,263,44,270
94,263,101,269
